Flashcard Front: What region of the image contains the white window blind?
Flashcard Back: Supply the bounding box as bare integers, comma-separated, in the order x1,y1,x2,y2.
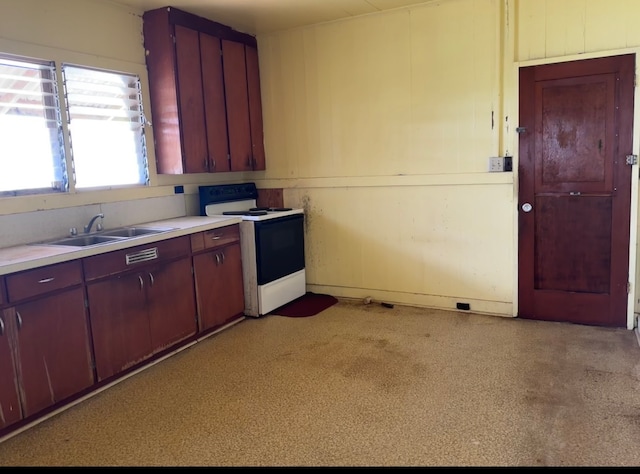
62,65,149,189
0,56,66,195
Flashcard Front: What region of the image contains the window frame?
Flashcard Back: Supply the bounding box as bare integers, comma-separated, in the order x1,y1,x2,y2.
61,63,150,190
0,47,155,199
0,53,68,197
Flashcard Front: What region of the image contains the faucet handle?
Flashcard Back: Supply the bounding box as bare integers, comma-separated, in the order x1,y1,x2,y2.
69,227,77,236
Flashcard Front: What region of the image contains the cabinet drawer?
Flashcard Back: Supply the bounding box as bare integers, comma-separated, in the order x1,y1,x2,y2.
190,224,240,253
6,260,83,303
84,236,191,281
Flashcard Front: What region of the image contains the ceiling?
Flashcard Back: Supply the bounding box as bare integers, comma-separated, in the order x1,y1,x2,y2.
111,0,430,35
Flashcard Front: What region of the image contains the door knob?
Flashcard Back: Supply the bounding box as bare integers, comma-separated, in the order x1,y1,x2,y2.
521,203,532,212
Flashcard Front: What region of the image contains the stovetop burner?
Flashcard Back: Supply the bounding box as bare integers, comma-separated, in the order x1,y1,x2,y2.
222,210,268,216
221,207,294,216
250,207,293,212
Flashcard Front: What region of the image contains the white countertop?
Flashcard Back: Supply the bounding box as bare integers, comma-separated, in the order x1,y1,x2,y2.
0,215,242,276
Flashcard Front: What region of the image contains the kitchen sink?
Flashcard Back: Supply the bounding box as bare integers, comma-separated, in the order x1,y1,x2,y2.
43,235,123,247
99,226,175,238
34,226,177,247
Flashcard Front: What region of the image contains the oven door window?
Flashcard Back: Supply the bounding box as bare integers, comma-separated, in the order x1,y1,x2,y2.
254,214,305,285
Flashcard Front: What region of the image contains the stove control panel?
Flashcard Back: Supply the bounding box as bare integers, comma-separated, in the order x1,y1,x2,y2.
198,183,259,215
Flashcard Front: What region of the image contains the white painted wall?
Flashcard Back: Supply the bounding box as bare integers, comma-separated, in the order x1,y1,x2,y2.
258,0,513,316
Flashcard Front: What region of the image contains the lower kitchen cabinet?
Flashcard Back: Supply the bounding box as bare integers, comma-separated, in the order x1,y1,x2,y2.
0,311,21,430
146,257,197,351
192,227,245,332
84,237,197,381
0,223,244,437
0,277,20,430
1,261,94,426
6,289,94,418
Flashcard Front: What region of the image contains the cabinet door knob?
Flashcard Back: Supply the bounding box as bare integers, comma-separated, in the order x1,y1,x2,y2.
521,202,533,213
16,311,22,330
138,275,144,290
0,317,4,336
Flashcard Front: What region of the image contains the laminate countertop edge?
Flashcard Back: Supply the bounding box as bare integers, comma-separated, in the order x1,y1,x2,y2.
0,216,242,276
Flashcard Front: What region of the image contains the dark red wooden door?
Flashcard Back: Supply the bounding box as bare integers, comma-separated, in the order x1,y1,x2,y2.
518,54,634,327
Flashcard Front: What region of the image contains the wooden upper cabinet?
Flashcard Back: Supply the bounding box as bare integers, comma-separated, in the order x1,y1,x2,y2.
174,25,208,173
200,32,230,173
221,41,265,172
246,45,266,171
142,6,264,174
222,39,252,172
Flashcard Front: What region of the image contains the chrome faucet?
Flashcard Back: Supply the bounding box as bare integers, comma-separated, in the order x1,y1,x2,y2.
84,213,104,234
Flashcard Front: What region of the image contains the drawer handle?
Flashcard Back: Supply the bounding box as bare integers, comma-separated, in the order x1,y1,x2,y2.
210,234,222,240
38,277,55,284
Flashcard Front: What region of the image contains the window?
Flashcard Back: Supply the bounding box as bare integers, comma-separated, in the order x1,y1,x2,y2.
62,65,149,189
0,54,149,196
0,56,66,195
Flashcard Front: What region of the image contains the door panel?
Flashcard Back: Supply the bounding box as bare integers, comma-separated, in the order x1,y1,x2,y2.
518,54,634,327
222,39,252,171
175,25,208,173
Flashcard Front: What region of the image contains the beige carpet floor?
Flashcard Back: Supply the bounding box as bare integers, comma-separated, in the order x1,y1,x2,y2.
1,300,639,467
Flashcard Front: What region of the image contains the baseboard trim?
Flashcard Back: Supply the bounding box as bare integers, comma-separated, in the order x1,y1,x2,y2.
306,284,514,317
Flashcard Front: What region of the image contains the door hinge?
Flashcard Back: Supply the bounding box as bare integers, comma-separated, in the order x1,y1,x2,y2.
628,282,632,294
626,155,637,165
516,127,527,133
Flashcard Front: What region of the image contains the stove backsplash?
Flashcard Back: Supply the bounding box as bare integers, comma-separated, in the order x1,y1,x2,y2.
256,188,284,209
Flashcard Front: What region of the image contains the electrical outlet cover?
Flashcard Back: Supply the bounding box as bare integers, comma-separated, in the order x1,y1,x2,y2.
488,157,503,172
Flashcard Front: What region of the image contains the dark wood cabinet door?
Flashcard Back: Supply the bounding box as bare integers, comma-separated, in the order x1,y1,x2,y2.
175,24,208,174
193,243,244,332
200,32,230,172
246,45,265,171
146,257,197,353
13,288,94,418
222,39,253,171
143,8,182,175
87,273,153,382
0,310,22,429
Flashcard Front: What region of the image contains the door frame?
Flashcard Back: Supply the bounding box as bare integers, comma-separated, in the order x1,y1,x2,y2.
512,49,640,330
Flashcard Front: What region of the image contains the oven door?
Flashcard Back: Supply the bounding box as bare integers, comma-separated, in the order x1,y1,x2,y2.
254,214,305,285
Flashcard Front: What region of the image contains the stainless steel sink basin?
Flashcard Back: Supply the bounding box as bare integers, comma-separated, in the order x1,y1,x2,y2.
44,235,123,247
33,226,176,247
99,226,174,238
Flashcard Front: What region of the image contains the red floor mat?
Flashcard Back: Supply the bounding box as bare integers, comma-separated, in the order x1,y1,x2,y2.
271,292,338,317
